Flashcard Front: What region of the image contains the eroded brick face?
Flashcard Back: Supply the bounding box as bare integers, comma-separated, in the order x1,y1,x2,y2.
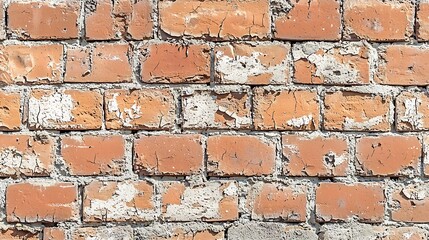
0,91,21,131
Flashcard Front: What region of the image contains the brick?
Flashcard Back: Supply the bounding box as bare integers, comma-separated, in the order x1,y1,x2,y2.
273,0,341,40
159,0,270,40
65,44,132,83
0,45,63,84
8,1,79,40
376,45,429,86
417,0,429,40
324,91,391,131
247,182,307,222
71,227,133,240
29,89,103,130
282,134,349,177
6,182,78,222
215,43,290,85
0,228,39,240
293,42,371,85
0,134,54,177
228,222,318,240
43,228,65,240
0,91,20,131
391,184,429,223
207,135,276,176
135,224,225,240
423,136,429,176
61,135,126,176
182,90,251,130
140,43,210,83
396,91,429,131
85,0,153,40
316,183,385,222
83,180,156,222
356,135,421,176
161,181,238,222
105,89,175,130
253,88,320,130
134,134,204,176
343,0,414,41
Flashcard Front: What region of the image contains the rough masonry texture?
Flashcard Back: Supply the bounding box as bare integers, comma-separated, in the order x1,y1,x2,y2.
1,0,429,239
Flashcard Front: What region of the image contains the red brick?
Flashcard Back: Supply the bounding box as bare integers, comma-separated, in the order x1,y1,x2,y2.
134,134,204,176
105,89,175,130
207,135,276,176
43,228,65,240
85,0,153,40
61,135,126,176
8,1,79,40
83,180,156,222
65,44,132,83
141,43,210,83
282,134,349,177
253,88,320,130
29,89,103,130
0,134,54,177
0,44,63,84
316,183,385,222
273,0,341,40
396,91,429,131
248,182,307,222
161,181,238,222
377,45,429,86
343,0,414,41
159,0,270,40
6,182,78,222
0,228,39,240
182,90,251,130
71,227,133,240
293,42,371,85
0,91,20,131
356,135,421,176
417,0,429,40
324,91,391,131
215,43,290,85
391,184,429,223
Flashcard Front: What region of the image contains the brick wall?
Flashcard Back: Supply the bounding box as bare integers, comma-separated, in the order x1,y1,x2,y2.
0,0,428,239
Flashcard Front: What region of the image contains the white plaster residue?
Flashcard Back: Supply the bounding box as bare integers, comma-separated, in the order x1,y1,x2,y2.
400,98,423,129
323,151,347,168
402,186,427,200
343,116,383,130
286,115,313,128
29,92,74,127
216,50,287,84
107,94,142,127
182,92,218,128
0,148,45,175
307,53,360,84
223,182,238,196
217,105,251,128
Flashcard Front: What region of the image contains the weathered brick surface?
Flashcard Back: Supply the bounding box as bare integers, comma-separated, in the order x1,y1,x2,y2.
3,0,429,237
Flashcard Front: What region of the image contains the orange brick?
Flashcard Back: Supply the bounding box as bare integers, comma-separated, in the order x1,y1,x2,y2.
61,135,126,176
161,181,238,222
316,183,385,222
356,135,421,176
8,1,79,40
182,90,251,130
215,43,290,85
207,135,276,176
6,182,79,222
343,0,414,41
134,134,204,176
141,43,210,83
248,182,307,222
396,91,429,131
43,228,65,240
417,0,429,40
71,227,133,240
253,88,319,130
0,91,20,131
85,0,153,40
293,42,371,85
377,45,429,86
0,134,55,177
282,134,349,177
29,89,103,130
391,184,429,223
324,91,391,131
104,89,175,130
159,0,270,40
273,0,341,40
0,45,63,84
83,181,156,222
0,228,39,240
65,44,132,83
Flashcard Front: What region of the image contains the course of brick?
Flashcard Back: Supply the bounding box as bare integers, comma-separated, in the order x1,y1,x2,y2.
0,0,429,239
